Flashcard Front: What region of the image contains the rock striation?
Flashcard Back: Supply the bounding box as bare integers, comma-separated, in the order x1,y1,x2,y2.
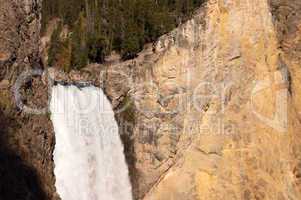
0,0,301,200
105,0,301,199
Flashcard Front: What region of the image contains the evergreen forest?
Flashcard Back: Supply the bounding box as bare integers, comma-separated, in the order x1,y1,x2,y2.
42,0,204,70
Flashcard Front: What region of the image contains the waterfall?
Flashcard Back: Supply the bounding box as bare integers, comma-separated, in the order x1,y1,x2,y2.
50,84,133,200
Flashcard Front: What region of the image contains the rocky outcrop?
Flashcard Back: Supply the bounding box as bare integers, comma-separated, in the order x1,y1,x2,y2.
1,0,301,200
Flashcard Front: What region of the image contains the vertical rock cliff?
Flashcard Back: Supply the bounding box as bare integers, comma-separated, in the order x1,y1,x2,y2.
0,0,301,200
0,0,58,199
105,0,301,199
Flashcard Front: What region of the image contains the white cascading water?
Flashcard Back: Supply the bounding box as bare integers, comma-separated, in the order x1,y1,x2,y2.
50,84,133,200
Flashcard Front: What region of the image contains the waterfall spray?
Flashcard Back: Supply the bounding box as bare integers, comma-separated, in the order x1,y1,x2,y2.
50,84,132,200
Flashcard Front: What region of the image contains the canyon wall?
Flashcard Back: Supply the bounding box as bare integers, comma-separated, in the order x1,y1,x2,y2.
0,0,58,199
105,0,301,199
0,0,301,200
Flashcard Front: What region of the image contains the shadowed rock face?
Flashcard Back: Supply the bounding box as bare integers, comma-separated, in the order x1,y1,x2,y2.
270,0,301,121
1,0,301,200
0,0,59,199
0,109,47,200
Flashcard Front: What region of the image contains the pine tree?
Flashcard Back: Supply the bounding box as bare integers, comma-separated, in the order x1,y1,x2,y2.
48,23,63,67
71,12,88,70
43,0,205,65
122,20,141,59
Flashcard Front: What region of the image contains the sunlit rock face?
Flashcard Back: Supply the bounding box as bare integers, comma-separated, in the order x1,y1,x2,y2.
102,0,301,199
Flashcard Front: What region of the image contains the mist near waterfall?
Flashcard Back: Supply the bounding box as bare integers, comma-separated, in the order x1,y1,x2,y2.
50,85,132,200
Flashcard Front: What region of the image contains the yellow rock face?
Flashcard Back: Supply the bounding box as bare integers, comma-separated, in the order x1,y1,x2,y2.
123,0,301,199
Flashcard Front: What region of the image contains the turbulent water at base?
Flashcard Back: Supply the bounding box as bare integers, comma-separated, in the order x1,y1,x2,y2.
50,85,133,200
